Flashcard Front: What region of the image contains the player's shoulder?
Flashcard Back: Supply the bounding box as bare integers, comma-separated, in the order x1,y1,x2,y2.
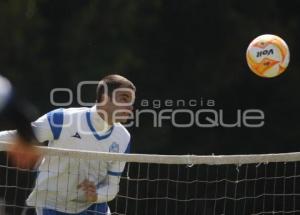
60,107,89,115
111,123,131,153
112,123,131,143
46,107,89,118
44,107,89,127
42,107,90,140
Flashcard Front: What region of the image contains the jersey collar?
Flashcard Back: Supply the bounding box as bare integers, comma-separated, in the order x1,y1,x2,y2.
86,106,114,141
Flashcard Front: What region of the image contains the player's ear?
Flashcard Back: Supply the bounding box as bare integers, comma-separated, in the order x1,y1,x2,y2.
96,94,109,106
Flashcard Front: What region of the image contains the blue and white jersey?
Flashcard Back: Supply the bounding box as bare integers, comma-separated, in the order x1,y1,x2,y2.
24,106,131,213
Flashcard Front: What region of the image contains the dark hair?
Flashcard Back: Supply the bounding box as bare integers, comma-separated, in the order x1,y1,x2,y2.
96,74,136,102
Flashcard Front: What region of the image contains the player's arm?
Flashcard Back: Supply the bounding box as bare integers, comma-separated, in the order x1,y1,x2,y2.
0,114,53,169
77,170,123,203
95,135,131,203
77,160,127,203
0,130,18,143
0,111,58,169
97,161,127,202
78,137,131,203
0,113,54,145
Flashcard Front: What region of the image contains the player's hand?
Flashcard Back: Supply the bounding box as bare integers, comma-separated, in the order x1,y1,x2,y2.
77,179,98,202
7,137,42,169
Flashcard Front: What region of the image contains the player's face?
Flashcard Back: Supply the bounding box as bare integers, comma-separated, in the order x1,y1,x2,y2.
107,87,135,123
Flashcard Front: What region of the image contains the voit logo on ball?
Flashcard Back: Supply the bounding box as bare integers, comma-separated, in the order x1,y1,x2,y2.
246,34,290,78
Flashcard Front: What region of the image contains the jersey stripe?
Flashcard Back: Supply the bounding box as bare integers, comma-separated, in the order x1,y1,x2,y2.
107,171,122,176
86,111,114,141
47,108,64,140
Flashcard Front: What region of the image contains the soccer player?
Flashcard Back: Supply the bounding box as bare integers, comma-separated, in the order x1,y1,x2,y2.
0,75,12,113
0,74,136,215
0,75,41,215
0,75,41,168
0,75,38,143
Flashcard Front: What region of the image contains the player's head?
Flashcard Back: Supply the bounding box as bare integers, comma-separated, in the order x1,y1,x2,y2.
96,74,136,124
0,75,13,112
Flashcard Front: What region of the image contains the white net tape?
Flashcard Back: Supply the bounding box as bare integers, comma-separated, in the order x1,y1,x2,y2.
0,142,299,165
